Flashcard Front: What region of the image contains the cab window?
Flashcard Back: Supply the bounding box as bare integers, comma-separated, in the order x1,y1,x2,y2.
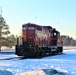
29,27,35,30
22,27,26,30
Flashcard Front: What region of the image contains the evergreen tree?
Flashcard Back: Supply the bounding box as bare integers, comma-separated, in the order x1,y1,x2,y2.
0,15,10,51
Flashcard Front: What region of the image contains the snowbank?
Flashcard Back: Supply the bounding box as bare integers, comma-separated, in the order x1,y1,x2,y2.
0,70,13,75
20,69,67,75
20,69,45,75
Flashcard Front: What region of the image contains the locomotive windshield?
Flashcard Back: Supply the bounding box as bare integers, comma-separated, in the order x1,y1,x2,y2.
28,27,35,30
22,27,35,30
22,27,27,30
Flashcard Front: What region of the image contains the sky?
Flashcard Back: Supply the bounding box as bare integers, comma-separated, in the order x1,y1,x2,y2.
0,0,76,39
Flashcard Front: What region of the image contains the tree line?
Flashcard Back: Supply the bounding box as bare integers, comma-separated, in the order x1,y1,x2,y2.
61,35,76,46
1,34,17,47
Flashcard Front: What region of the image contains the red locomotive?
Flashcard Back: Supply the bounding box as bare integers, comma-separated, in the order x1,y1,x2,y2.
15,23,63,57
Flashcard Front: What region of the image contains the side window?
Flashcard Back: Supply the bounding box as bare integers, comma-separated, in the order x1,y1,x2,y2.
22,27,35,30
37,27,42,31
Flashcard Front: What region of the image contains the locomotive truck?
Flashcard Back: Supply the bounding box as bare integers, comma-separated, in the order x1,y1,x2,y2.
15,23,63,57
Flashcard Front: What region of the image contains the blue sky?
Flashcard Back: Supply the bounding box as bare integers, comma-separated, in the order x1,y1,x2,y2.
0,0,76,39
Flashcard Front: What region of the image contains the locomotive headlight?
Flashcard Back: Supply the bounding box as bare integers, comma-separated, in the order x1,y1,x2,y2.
54,32,57,36
30,45,31,47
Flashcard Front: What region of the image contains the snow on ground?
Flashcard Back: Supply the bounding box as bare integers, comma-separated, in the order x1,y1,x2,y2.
0,49,76,75
0,70,13,75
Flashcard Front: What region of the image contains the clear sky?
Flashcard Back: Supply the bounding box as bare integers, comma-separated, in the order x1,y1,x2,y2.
0,0,76,39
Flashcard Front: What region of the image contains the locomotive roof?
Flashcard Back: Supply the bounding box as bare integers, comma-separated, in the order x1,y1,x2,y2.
22,23,52,29
22,23,60,33
43,26,52,29
52,28,60,33
23,23,41,27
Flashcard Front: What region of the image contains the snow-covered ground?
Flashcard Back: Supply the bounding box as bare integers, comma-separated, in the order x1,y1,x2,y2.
0,49,76,75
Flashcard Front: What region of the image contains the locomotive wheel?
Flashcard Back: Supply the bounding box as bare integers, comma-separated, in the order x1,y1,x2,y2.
41,52,46,56
39,49,46,56
57,47,63,54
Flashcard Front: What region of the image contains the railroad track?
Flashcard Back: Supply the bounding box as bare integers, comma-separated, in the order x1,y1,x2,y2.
0,56,25,60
